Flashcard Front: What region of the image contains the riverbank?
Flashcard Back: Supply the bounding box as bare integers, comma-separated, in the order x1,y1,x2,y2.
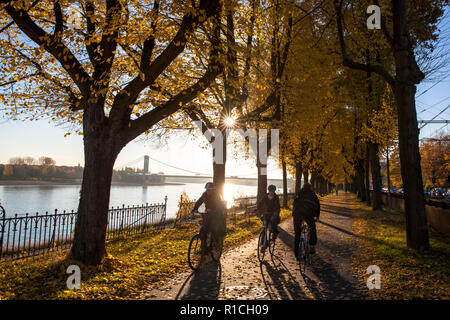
0,179,184,186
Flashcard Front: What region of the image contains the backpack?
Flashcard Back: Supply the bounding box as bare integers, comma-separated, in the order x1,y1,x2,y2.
293,193,317,216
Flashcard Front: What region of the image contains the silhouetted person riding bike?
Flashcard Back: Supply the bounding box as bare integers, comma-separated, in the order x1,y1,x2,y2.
256,184,281,240
191,182,227,249
292,183,320,258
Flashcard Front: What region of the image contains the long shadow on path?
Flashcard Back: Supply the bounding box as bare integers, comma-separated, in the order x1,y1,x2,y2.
320,205,355,218
175,261,222,300
277,225,363,299
258,255,310,300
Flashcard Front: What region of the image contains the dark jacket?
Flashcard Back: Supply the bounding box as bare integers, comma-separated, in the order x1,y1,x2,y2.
257,193,281,216
292,189,320,218
193,191,226,214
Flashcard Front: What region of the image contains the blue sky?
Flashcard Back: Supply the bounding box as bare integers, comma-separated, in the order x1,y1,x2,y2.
414,7,450,139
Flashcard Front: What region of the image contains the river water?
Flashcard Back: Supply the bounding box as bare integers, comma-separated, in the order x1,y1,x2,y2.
0,182,260,219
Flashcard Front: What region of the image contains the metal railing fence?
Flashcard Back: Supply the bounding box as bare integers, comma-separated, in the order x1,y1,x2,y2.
0,197,167,261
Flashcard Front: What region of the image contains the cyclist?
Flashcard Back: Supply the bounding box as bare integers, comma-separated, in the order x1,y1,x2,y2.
256,184,281,240
191,182,227,248
292,183,320,258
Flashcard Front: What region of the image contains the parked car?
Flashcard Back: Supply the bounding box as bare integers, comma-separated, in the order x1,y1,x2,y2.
431,188,446,199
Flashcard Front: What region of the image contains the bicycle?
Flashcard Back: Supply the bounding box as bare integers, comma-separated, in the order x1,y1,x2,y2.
187,211,224,271
297,220,312,274
257,214,276,263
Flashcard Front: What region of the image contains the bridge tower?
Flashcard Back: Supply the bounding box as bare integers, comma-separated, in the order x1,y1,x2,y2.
143,155,149,175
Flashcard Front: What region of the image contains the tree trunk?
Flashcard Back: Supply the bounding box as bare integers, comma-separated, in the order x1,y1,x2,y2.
213,162,225,198
370,142,383,210
356,161,367,202
365,144,371,205
213,129,227,198
323,179,327,194
256,133,267,204
303,170,308,183
318,177,323,195
393,0,429,251
351,178,357,194
257,163,267,204
394,83,429,250
386,148,392,214
282,158,288,208
321,178,327,195
295,161,302,193
311,172,317,192
70,121,119,265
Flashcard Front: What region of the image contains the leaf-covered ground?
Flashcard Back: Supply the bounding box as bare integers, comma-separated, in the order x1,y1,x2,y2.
0,207,294,300
353,201,450,299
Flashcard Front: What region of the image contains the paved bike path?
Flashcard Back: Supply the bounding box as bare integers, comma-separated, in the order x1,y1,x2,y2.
139,192,367,300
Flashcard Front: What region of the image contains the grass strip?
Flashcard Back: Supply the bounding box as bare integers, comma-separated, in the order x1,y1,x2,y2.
353,201,450,299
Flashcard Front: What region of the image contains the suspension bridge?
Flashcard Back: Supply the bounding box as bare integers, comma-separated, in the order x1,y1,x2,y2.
115,155,293,187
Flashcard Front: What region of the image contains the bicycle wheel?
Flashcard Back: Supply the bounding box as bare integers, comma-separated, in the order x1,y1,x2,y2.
268,231,276,256
306,230,312,265
257,231,266,263
188,234,204,271
298,238,307,274
210,236,223,262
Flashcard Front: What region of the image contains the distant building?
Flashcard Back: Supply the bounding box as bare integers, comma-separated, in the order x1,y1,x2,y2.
120,172,165,185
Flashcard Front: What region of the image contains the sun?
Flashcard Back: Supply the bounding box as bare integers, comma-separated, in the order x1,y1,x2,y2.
224,117,235,127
